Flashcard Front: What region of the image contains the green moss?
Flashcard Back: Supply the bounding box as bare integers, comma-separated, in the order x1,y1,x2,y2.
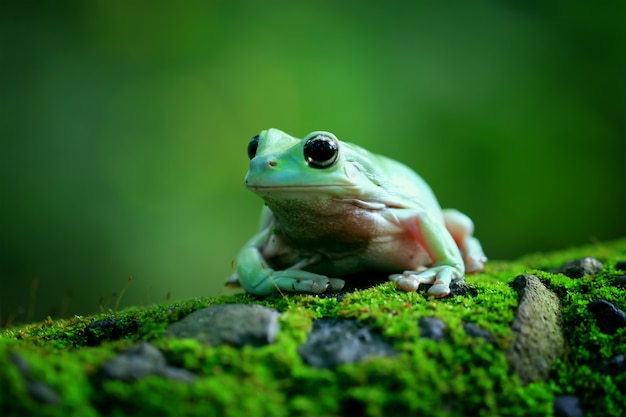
1,239,626,416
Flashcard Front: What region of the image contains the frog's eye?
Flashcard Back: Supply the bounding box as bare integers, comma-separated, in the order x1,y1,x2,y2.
303,134,339,169
247,135,260,159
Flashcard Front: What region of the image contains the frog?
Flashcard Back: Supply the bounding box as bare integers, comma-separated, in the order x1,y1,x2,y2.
226,128,486,298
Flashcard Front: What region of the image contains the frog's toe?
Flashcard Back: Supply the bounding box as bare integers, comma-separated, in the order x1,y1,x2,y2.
427,280,451,298
390,273,420,292
327,278,345,292
289,276,345,294
225,273,242,288
291,277,330,294
464,256,487,274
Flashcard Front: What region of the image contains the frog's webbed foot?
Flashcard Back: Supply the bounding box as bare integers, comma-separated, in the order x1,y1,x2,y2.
245,269,345,296
389,265,459,298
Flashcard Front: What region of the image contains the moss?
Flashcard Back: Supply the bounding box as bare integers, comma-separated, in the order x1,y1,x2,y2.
1,239,626,416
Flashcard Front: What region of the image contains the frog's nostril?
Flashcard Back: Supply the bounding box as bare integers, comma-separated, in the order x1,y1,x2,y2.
268,160,277,167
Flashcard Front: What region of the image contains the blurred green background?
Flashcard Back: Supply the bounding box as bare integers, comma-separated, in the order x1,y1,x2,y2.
1,1,625,324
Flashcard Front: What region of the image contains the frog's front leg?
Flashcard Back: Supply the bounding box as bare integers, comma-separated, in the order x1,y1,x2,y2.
389,211,464,298
231,228,344,296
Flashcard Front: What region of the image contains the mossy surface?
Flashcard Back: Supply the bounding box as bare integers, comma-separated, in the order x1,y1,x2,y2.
1,239,626,417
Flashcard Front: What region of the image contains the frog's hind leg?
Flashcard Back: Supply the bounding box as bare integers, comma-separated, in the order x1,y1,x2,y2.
442,209,487,273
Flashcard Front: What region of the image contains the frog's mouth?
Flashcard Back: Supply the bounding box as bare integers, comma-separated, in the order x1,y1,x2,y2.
247,184,362,198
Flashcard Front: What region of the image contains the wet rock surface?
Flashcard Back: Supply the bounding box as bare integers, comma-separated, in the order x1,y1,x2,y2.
98,342,195,383
11,353,60,405
506,274,565,385
298,318,397,368
418,317,446,341
553,395,585,417
587,299,626,335
555,257,603,278
166,304,280,347
615,260,626,271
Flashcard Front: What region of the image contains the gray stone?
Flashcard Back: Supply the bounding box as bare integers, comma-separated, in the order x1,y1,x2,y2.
556,257,603,278
166,304,280,347
463,322,493,343
506,274,565,385
449,278,473,297
85,317,140,346
553,395,585,417
298,318,397,368
587,299,626,335
99,342,195,383
10,353,60,405
418,317,446,341
611,275,626,288
599,354,626,377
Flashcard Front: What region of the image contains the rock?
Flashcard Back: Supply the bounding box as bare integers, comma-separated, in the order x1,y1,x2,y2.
587,299,626,335
85,317,140,346
99,342,195,383
599,355,626,377
418,317,446,341
555,257,603,278
11,353,61,405
316,291,346,302
166,304,280,347
298,318,396,368
553,395,585,417
615,260,626,271
449,278,473,297
463,322,493,343
611,276,626,288
506,274,565,385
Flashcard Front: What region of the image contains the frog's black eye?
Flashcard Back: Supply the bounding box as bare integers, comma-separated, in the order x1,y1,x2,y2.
247,135,260,160
303,134,339,169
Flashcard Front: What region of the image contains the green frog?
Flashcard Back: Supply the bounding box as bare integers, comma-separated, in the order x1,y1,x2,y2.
227,129,486,297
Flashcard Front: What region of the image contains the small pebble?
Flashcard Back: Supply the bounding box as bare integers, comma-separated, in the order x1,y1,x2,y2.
611,276,626,288
553,395,585,417
10,353,61,405
556,257,603,278
298,318,396,369
449,278,473,297
99,342,195,383
85,317,140,346
587,299,626,334
463,322,493,343
418,317,446,341
599,354,626,377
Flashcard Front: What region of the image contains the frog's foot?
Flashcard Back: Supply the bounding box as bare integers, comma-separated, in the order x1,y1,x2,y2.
389,266,458,298
463,237,488,273
443,209,487,274
225,273,242,288
245,270,345,296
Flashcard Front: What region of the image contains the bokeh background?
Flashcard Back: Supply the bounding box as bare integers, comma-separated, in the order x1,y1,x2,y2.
1,1,625,324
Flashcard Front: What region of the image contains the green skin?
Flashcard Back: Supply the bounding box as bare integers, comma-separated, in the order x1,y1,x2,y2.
228,129,487,297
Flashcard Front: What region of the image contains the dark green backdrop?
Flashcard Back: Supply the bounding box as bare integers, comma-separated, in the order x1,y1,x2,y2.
1,1,625,324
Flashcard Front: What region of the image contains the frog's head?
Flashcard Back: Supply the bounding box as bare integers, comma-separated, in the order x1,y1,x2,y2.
244,128,383,200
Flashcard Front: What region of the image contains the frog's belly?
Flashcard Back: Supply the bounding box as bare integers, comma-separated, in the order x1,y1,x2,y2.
265,197,433,275
304,236,433,276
